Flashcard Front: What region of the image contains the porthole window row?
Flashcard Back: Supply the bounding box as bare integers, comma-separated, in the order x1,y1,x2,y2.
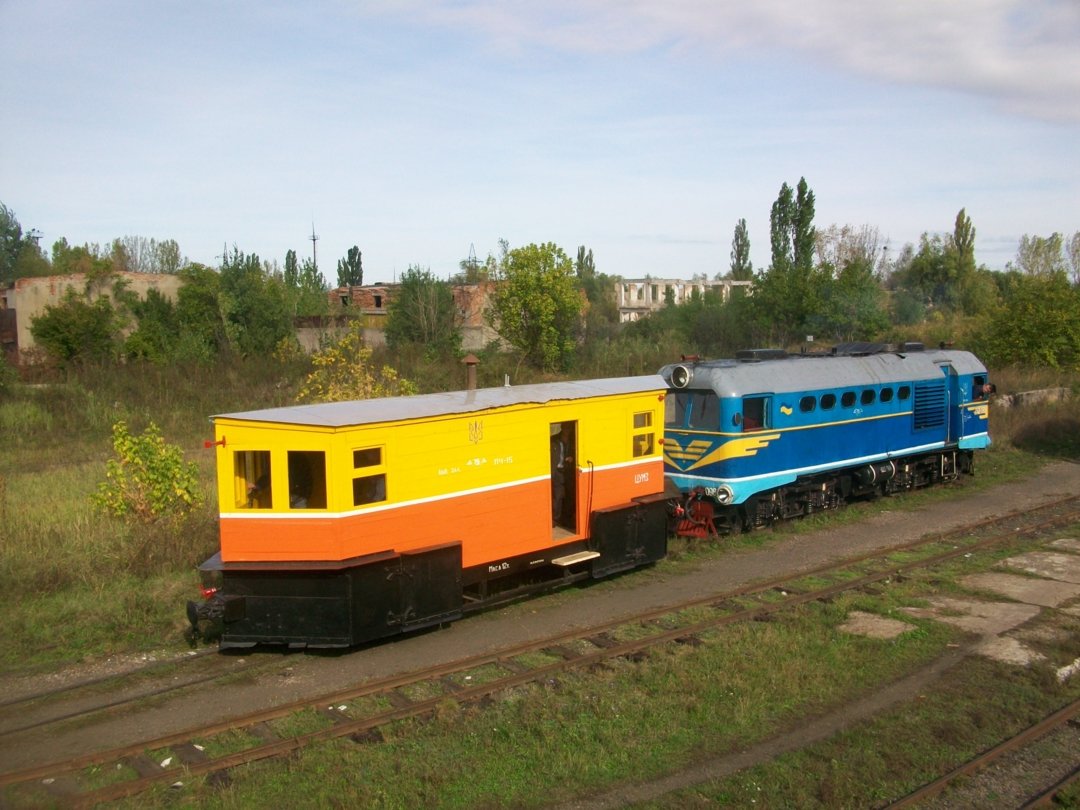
771,384,912,422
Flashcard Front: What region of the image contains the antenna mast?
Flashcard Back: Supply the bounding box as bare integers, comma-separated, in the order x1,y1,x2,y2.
309,222,319,271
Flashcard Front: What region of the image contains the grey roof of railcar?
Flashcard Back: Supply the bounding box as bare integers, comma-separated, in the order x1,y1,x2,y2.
214,375,668,428
662,350,985,397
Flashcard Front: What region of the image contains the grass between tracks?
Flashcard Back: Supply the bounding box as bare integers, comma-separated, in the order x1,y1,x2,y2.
92,519,1080,810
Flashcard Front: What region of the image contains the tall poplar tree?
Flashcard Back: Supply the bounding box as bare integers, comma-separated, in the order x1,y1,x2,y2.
753,178,820,344
729,218,753,280
336,246,363,287
792,178,816,274
284,249,299,289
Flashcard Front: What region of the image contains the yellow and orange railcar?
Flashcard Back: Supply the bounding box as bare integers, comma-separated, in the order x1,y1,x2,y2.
190,376,670,648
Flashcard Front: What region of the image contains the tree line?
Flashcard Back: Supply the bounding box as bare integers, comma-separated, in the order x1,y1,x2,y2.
2,184,1079,380
625,179,1080,371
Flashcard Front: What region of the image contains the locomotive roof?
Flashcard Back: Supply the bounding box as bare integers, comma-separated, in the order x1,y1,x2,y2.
214,375,667,428
660,349,986,397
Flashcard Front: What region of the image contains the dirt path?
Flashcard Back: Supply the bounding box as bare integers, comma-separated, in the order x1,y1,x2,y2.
2,460,1079,780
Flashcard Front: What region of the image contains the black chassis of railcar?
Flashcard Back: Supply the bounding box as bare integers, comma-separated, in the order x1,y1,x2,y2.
188,494,668,649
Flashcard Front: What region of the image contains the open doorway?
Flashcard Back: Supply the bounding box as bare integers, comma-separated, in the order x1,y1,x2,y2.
550,420,577,534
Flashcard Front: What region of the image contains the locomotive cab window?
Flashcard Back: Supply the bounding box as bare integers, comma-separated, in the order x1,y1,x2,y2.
287,451,326,510
742,396,769,431
235,450,272,509
664,392,688,428
352,446,387,507
632,411,655,457
687,391,720,430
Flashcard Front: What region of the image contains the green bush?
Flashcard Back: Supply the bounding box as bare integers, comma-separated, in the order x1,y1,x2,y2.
93,420,202,522
0,353,15,395
29,291,119,365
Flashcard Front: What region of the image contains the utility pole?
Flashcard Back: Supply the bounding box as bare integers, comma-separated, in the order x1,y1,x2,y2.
309,223,319,272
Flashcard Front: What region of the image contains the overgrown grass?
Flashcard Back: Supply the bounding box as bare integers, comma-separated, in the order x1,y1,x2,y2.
146,607,956,808
0,573,202,670
111,530,1080,808
0,455,218,583
0,357,289,668
991,365,1080,457
681,639,1080,808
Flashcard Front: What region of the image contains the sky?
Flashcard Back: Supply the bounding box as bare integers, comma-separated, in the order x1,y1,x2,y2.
2,0,1078,282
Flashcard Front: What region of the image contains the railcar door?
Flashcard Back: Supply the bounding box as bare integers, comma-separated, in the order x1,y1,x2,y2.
938,363,960,444
550,421,578,535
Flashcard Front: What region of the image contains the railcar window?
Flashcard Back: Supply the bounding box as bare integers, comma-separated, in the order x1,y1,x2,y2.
632,411,655,457
799,396,816,412
235,450,272,509
880,388,894,403
898,385,911,400
353,474,386,506
354,448,381,467
352,446,387,507
861,389,876,405
742,396,768,431
687,391,720,430
820,393,836,410
841,391,856,407
287,451,326,509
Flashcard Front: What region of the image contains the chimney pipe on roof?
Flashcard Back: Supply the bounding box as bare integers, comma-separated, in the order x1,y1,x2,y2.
462,354,479,391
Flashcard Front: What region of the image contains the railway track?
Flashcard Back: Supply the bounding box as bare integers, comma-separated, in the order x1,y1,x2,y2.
2,496,1078,807
0,647,285,739
0,648,220,711
886,698,1080,809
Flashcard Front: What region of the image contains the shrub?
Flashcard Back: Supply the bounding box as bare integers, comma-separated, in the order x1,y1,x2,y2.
29,291,119,365
297,319,417,403
93,421,202,522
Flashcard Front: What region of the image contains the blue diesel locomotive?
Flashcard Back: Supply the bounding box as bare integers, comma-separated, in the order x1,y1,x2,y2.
659,343,992,532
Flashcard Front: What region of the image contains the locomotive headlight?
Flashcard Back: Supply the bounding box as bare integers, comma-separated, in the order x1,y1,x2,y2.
670,365,692,389
715,485,733,505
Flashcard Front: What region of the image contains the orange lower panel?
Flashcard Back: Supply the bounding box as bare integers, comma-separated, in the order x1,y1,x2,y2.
220,461,665,569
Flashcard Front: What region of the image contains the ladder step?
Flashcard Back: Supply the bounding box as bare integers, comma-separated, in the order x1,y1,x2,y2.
551,550,600,567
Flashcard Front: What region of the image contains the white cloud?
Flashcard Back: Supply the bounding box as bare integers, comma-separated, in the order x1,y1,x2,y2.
371,0,1080,122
